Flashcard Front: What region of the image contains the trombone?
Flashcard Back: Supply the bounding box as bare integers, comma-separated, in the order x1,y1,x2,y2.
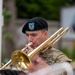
0,27,69,72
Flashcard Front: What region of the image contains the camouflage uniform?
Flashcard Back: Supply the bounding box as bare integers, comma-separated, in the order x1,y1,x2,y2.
39,47,72,75
39,47,72,65
25,47,72,75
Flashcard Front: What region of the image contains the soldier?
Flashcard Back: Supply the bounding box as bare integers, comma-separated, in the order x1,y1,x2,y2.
22,17,72,75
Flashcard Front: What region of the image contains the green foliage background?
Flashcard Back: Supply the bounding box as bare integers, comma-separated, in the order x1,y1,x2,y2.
16,0,75,20
61,47,75,61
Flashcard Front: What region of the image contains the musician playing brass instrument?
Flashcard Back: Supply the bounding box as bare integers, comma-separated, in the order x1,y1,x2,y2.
21,17,72,75
0,17,73,75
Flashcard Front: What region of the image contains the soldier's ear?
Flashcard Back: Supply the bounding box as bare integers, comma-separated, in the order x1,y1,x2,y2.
44,30,48,37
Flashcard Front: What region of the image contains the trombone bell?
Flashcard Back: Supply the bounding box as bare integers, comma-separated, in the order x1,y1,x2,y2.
11,50,31,72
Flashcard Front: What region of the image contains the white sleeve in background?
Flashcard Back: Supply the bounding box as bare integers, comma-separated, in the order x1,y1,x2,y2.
28,62,73,75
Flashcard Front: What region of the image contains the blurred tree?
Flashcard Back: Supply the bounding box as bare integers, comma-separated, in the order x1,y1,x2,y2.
3,8,11,24
16,0,75,20
3,0,16,60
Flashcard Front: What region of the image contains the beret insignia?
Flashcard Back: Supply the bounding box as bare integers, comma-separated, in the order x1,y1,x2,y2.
28,23,34,30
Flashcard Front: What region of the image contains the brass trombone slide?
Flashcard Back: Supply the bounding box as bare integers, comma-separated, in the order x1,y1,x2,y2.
27,27,69,59
0,27,69,72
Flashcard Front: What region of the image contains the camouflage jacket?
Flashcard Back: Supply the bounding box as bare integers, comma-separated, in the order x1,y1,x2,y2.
25,47,72,75
39,47,72,65
39,47,72,75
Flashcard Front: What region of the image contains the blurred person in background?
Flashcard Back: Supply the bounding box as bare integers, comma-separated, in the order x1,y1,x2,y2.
21,17,72,75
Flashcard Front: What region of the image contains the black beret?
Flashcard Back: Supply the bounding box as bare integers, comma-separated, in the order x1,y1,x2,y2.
22,17,48,34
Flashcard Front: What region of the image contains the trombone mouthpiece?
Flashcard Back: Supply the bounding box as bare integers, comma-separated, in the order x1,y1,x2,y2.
21,42,33,52
28,42,33,46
